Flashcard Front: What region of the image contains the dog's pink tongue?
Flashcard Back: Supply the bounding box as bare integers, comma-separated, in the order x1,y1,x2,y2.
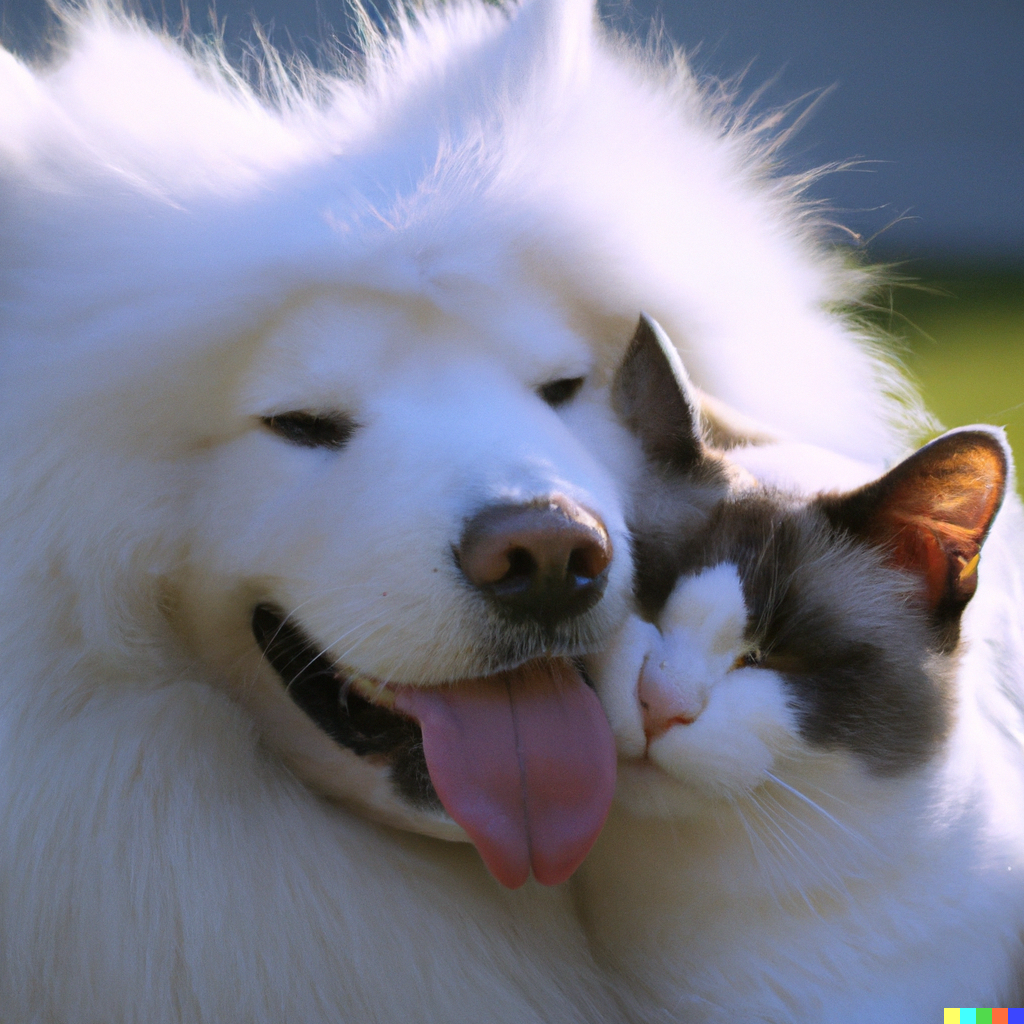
393,660,615,889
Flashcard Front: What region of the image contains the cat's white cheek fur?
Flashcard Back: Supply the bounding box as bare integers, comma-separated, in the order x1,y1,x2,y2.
592,563,801,818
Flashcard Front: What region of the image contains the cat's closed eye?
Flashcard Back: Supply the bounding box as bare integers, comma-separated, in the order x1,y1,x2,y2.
732,648,804,673
732,648,763,670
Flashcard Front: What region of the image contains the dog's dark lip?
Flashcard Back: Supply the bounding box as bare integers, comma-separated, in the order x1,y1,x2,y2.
576,658,596,691
250,604,442,810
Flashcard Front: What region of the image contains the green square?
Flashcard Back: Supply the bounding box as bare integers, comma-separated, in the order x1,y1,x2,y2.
978,1010,993,1024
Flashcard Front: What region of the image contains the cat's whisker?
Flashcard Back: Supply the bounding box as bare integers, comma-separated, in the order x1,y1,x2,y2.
746,791,855,921
763,771,874,855
757,788,829,852
746,802,826,918
730,798,792,909
754,788,858,897
769,757,860,810
748,791,822,877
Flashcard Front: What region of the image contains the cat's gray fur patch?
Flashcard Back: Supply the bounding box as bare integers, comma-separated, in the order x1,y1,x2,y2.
635,491,954,775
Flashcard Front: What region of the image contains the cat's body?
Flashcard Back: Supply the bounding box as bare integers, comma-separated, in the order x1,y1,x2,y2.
582,318,1024,1022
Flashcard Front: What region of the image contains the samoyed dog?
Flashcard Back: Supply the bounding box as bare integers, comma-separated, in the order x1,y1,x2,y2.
0,0,978,1020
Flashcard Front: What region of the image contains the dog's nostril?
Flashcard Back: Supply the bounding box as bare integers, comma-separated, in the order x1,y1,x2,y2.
567,543,609,582
458,496,612,628
503,547,537,584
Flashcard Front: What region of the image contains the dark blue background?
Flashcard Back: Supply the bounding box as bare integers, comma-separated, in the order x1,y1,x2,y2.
3,0,1021,265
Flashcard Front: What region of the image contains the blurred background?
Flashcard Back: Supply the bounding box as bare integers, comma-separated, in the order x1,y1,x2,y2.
3,0,1022,478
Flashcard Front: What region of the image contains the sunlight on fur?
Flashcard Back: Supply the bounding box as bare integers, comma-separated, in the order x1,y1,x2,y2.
0,1,1020,1021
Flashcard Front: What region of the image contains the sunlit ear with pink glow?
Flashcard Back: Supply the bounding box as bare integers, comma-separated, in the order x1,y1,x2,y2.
819,428,1009,650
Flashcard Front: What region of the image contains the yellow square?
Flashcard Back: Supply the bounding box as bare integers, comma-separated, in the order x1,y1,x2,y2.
945,1011,961,1024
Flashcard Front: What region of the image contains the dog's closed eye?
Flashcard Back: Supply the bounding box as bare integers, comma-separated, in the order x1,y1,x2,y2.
260,411,357,450
538,376,585,407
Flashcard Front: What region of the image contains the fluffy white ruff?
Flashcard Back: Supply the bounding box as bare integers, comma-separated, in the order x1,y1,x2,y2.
0,0,944,1019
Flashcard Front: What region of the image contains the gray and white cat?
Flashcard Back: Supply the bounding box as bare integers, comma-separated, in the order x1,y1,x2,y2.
582,317,1024,1022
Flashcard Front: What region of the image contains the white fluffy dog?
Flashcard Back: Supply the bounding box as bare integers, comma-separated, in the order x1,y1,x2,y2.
0,0,987,1020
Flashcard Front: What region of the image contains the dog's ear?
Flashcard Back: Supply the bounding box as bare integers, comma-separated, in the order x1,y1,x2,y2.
819,428,1009,650
612,314,705,473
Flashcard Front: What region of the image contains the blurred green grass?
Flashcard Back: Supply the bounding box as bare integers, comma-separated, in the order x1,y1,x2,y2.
885,272,1024,493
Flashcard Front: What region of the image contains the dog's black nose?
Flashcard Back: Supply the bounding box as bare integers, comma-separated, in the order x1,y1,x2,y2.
457,496,612,628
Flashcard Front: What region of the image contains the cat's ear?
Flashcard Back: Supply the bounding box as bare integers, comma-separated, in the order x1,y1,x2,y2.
820,428,1009,646
612,314,705,472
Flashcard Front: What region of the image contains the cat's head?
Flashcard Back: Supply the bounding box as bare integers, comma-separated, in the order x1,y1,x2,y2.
593,316,1010,818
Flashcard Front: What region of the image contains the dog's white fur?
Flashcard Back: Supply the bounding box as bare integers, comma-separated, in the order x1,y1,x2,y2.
0,0,964,1019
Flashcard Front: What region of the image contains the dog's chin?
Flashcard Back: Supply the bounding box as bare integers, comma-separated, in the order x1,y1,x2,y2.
248,602,607,841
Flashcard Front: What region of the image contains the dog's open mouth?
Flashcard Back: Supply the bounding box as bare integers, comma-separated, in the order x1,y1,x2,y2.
251,603,616,888
250,605,439,808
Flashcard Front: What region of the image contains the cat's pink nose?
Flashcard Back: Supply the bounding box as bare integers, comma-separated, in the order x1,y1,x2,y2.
638,658,707,740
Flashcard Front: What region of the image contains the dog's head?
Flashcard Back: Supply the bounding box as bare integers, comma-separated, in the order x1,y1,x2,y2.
167,283,644,887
